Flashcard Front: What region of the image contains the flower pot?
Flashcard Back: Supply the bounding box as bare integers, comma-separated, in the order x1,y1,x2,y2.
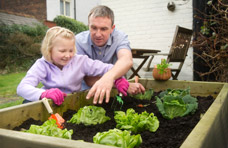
153,68,171,80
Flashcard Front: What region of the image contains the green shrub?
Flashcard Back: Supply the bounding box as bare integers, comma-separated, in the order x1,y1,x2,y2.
0,24,47,37
54,15,88,34
0,24,48,74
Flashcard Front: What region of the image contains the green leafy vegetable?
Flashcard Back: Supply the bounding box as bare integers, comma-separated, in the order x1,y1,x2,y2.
24,119,73,139
114,108,159,133
130,89,153,100
156,59,171,74
68,105,110,126
156,88,198,119
93,128,142,148
159,88,190,98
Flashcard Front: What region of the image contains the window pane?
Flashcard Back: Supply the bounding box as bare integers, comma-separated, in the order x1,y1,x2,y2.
60,0,64,15
65,2,70,16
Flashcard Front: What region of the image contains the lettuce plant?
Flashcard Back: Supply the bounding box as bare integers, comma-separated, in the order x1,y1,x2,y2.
130,89,153,100
114,108,159,133
68,105,110,126
24,119,73,139
93,128,142,148
156,88,198,119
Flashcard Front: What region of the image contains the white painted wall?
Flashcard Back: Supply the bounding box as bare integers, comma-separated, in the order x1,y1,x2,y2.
46,0,100,25
75,0,100,25
46,0,60,21
101,0,193,80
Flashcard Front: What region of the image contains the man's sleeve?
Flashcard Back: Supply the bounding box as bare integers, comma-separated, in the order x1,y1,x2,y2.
116,32,131,53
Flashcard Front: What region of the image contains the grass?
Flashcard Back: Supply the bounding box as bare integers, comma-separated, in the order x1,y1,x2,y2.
0,72,26,109
0,99,24,109
0,72,44,109
0,72,26,97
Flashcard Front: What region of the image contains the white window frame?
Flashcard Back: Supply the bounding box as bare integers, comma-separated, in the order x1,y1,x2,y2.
60,0,71,16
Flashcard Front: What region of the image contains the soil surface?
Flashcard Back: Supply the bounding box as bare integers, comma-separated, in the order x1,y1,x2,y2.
14,92,214,148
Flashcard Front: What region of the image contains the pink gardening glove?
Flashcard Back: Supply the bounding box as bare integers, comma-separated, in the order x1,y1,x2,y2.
114,78,129,96
40,88,67,106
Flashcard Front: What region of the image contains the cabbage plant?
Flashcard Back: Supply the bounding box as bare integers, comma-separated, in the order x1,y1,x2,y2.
156,88,198,119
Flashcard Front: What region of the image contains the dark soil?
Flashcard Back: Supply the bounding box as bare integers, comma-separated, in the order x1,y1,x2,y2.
14,92,214,148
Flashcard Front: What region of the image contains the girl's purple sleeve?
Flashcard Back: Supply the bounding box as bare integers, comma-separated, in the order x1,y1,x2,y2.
17,60,46,101
82,57,113,76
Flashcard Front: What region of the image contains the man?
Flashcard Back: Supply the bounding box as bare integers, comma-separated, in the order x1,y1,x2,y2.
76,5,145,104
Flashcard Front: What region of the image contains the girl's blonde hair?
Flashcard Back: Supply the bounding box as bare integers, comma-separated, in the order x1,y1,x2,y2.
41,26,76,62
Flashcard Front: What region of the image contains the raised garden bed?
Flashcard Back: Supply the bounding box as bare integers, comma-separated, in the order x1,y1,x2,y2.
0,79,228,148
14,93,214,148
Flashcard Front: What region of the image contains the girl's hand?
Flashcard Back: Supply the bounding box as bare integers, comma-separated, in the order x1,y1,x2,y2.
114,78,129,96
41,88,67,105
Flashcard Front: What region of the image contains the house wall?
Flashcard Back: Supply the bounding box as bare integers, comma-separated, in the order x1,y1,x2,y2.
101,0,193,80
46,0,60,21
75,0,100,25
46,0,100,25
0,0,46,21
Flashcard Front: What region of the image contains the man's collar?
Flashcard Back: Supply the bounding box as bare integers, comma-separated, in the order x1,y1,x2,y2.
106,35,112,46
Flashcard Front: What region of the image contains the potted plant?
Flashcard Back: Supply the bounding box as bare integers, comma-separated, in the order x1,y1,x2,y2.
153,59,171,80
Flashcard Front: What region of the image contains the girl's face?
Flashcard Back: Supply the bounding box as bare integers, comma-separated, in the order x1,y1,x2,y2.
51,36,75,69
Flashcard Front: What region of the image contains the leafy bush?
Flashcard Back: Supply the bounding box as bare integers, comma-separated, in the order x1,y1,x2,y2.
0,24,47,37
0,24,48,74
192,1,228,82
54,15,88,34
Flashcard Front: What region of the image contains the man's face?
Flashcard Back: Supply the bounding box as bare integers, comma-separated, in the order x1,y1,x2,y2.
89,16,115,47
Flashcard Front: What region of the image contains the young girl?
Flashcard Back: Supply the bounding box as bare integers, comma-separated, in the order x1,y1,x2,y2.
17,26,129,105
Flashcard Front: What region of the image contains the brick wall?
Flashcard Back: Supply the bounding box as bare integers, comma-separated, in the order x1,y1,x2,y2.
101,0,193,80
44,20,56,28
0,0,46,21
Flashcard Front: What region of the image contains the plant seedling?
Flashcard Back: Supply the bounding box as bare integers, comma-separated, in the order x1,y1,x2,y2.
156,59,171,74
116,95,123,105
111,93,124,111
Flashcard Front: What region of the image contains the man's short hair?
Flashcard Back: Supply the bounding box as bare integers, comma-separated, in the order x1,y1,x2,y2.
88,5,114,26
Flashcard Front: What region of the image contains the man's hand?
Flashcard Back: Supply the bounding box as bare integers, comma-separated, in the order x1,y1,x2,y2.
86,74,114,104
127,82,146,95
86,49,132,104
